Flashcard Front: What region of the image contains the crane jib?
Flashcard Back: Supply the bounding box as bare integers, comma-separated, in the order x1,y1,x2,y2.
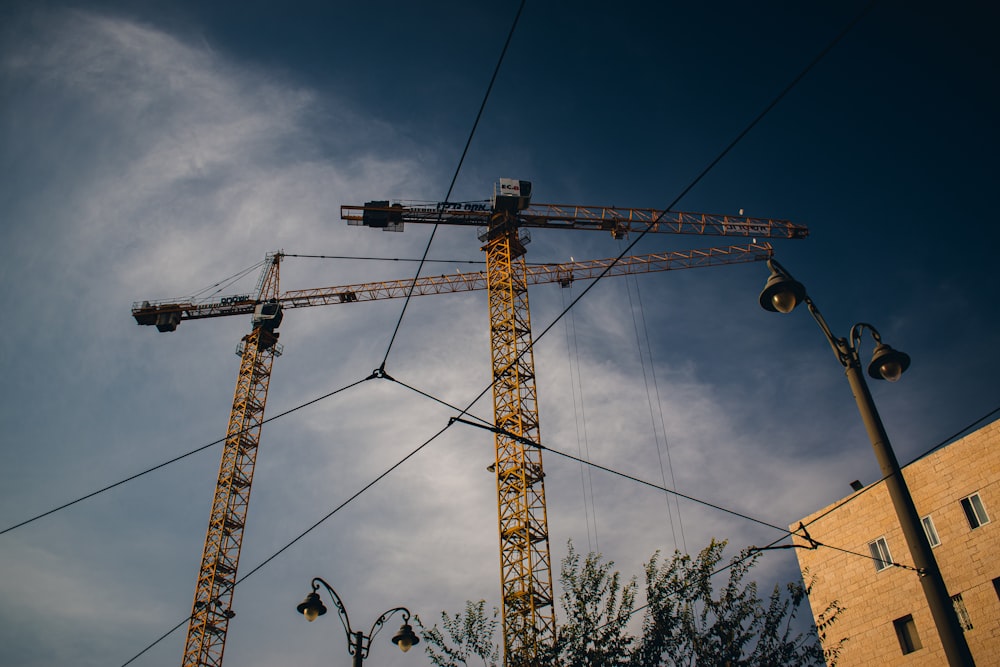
343,203,809,240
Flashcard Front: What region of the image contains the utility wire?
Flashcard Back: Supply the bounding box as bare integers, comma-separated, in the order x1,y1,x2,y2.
754,403,1000,572
620,254,685,553
797,403,1000,534
379,0,526,368
593,531,797,635
376,369,495,427
497,0,878,371
561,285,599,552
120,411,457,666
904,403,1000,466
451,417,790,535
113,0,876,550
118,386,996,663
0,375,376,537
19,1,891,654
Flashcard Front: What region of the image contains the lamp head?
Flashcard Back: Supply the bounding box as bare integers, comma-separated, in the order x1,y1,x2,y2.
392,623,420,653
296,592,327,622
867,342,911,382
758,265,806,314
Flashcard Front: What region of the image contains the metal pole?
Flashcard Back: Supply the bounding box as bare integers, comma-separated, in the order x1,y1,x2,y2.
353,630,364,667
760,260,974,665
843,358,975,666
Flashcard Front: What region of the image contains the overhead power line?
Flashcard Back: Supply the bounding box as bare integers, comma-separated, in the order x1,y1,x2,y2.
0,375,376,537
379,0,527,367
114,370,996,666
120,408,459,666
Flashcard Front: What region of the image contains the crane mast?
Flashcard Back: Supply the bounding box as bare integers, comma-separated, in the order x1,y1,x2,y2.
484,206,554,663
181,254,283,667
132,180,806,667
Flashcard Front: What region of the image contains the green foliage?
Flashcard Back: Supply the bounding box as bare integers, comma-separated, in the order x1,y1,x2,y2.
416,600,501,667
422,541,846,667
547,543,637,666
635,540,832,666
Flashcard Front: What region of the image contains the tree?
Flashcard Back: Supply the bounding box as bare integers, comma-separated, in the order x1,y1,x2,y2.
546,542,637,666
419,540,845,667
416,600,501,667
634,540,837,666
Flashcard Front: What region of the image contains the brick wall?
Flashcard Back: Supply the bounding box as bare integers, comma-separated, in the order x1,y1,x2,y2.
792,419,1000,666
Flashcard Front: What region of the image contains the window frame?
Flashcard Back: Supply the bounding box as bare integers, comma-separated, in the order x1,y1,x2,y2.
961,492,990,529
868,536,893,572
921,514,941,547
893,614,922,654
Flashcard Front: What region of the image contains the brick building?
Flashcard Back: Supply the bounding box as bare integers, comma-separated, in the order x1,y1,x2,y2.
791,418,1000,665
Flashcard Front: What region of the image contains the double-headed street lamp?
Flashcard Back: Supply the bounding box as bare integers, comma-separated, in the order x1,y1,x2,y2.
759,258,974,666
296,577,420,667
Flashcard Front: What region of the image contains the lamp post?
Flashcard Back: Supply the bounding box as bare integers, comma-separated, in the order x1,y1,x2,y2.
295,577,419,667
759,258,974,667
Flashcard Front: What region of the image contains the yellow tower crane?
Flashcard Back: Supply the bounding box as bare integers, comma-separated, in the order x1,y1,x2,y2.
341,180,807,665
132,180,807,667
134,254,284,667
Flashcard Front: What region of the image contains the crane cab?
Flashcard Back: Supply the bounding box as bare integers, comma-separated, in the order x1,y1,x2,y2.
252,301,283,332
492,178,532,213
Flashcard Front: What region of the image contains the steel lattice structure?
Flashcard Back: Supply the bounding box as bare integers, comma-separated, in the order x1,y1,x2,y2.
180,255,282,667
133,182,806,667
484,211,555,664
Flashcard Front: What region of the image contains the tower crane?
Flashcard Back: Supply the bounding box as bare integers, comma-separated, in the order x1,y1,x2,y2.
341,180,807,665
132,180,807,667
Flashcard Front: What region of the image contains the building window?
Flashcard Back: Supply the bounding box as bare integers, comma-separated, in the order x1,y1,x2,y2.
868,536,893,572
993,577,1000,601
951,593,974,631
921,515,941,547
893,615,922,654
961,492,990,529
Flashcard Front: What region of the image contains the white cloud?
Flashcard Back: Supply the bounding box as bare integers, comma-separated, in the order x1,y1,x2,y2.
6,6,991,667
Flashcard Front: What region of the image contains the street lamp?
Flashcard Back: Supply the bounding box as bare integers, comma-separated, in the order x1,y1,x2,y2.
759,258,975,667
296,577,419,667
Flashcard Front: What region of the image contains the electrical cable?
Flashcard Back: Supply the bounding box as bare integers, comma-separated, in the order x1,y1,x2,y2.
375,368,495,428
753,404,1000,573
633,278,688,554
903,403,1000,466
561,285,599,553
120,414,458,667
619,252,685,553
452,393,961,577
591,530,794,635
115,386,996,664
450,416,790,535
432,0,873,451
488,0,878,375
16,2,895,658
378,0,527,369
0,375,376,537
796,403,1000,536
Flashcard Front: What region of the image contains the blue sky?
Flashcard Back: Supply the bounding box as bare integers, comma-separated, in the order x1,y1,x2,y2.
1,2,998,666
